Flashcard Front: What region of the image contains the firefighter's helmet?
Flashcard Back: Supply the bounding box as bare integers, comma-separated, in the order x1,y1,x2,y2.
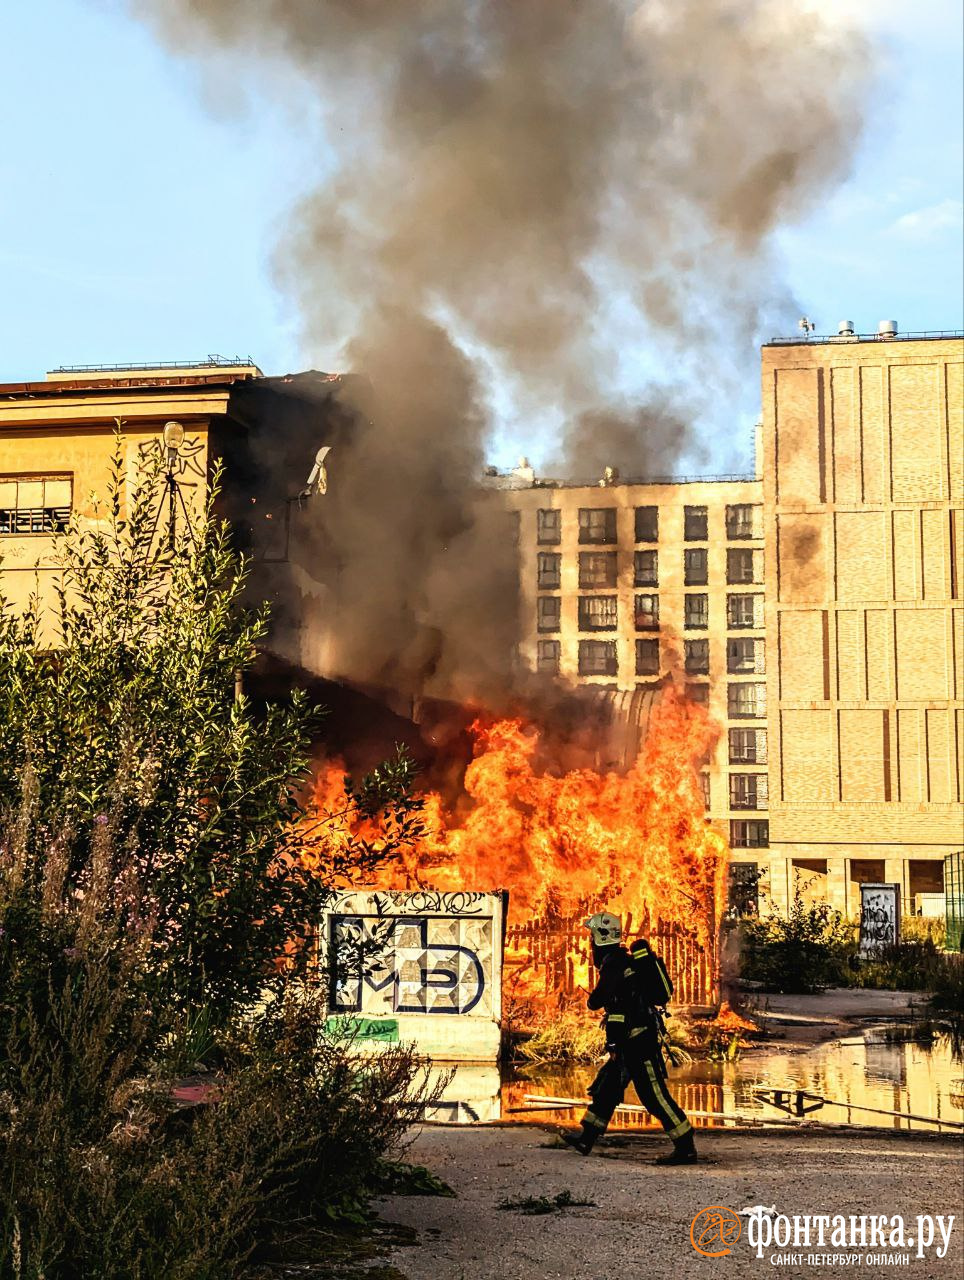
583,911,621,948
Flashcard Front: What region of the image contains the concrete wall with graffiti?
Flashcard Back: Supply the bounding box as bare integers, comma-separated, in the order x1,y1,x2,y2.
324,889,507,1063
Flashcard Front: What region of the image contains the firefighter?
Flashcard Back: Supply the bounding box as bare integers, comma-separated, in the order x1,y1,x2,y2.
563,911,697,1165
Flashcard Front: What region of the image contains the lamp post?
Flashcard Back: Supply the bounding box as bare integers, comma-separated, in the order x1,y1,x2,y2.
162,420,185,551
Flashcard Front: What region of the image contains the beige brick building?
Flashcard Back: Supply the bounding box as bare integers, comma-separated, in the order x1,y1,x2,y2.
761,331,964,915
495,469,768,864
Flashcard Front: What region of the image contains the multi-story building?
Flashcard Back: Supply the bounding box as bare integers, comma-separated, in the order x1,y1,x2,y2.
761,327,963,915
0,359,263,622
494,469,768,866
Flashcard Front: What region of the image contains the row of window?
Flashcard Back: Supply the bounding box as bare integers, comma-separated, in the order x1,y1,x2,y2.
576,634,764,674
697,774,769,812
537,592,764,632
537,504,762,546
0,475,73,535
536,548,763,590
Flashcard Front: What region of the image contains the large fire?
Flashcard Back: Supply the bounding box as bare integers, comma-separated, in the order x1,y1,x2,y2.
301,684,728,1005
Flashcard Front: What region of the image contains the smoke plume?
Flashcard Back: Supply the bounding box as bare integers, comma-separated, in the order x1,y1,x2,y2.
127,0,875,698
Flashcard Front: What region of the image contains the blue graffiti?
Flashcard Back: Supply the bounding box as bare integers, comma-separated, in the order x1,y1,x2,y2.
330,915,486,1015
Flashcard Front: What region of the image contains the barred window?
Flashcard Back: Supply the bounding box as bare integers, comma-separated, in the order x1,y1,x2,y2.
684,593,708,629
726,504,758,539
686,683,710,706
635,638,660,676
578,595,617,631
536,639,561,674
634,549,658,587
730,819,769,848
684,505,708,541
578,639,617,676
537,552,561,590
684,639,709,674
635,505,658,542
727,593,761,628
727,637,764,674
729,773,769,810
728,862,760,914
684,547,708,586
728,681,766,718
579,550,617,588
727,548,760,584
578,507,617,545
537,595,561,633
729,728,768,764
699,771,711,810
634,593,659,630
0,475,72,535
537,508,561,545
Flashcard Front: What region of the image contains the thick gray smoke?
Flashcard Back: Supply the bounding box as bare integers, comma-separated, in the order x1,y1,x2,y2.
127,0,874,699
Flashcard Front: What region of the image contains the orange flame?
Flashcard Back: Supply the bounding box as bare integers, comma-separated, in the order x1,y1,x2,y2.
302,684,729,1002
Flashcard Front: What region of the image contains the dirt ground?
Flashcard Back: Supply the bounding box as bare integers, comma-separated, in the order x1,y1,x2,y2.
375,1124,963,1280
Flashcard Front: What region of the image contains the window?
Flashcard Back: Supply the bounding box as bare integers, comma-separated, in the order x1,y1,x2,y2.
634,549,658,587
636,638,660,676
579,551,617,588
537,595,561,633
684,547,708,585
727,637,764,674
537,508,561,545
686,683,709,706
729,773,768,810
579,639,617,676
684,639,709,674
537,639,560,674
729,728,768,764
730,820,769,848
578,507,616,545
634,593,659,630
728,863,760,915
684,593,708,629
727,593,761,628
0,475,72,535
537,552,561,590
728,682,766,718
699,772,711,810
578,595,617,631
726,504,758,539
635,505,658,542
684,505,708,540
727,548,759,584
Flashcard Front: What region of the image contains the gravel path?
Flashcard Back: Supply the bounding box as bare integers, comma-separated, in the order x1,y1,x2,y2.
376,1123,963,1280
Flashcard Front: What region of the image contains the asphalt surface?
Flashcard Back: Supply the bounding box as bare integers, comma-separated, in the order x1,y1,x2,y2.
376,1123,964,1280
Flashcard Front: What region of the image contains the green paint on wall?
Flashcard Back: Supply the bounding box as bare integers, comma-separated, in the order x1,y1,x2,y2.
325,1015,400,1044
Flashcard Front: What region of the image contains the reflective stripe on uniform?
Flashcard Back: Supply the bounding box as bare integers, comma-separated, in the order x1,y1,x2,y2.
584,1111,608,1128
643,1060,692,1140
607,1013,625,1022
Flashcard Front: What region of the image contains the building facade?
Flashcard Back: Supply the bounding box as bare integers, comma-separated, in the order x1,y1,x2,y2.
496,472,768,867
0,359,263,625
761,331,964,915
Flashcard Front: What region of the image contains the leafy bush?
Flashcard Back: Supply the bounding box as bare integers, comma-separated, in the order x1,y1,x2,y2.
740,899,857,993
0,440,434,1276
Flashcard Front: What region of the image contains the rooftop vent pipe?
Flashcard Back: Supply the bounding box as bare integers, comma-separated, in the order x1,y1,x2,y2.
838,320,855,336
877,320,898,339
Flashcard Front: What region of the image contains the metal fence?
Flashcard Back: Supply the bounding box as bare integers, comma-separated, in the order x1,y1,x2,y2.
945,853,964,952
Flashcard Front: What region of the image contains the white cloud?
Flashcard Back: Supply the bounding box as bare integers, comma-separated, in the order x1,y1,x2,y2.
886,199,964,240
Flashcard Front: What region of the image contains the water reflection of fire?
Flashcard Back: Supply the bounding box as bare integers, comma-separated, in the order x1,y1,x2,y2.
302,685,728,1006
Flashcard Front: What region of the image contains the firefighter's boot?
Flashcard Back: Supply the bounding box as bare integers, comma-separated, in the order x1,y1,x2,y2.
562,1123,598,1156
654,1129,698,1165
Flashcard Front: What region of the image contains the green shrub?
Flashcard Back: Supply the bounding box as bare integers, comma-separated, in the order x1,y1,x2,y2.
740,899,857,993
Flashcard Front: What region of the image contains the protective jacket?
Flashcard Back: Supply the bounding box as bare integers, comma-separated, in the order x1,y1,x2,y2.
587,941,669,1053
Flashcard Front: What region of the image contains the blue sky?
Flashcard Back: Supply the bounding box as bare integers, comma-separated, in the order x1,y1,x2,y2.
1,0,961,467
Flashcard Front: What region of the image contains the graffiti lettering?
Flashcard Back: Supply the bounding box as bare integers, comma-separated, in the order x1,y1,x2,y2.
329,914,489,1016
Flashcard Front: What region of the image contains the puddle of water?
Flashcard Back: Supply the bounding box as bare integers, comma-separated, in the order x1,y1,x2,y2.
502,1029,964,1132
